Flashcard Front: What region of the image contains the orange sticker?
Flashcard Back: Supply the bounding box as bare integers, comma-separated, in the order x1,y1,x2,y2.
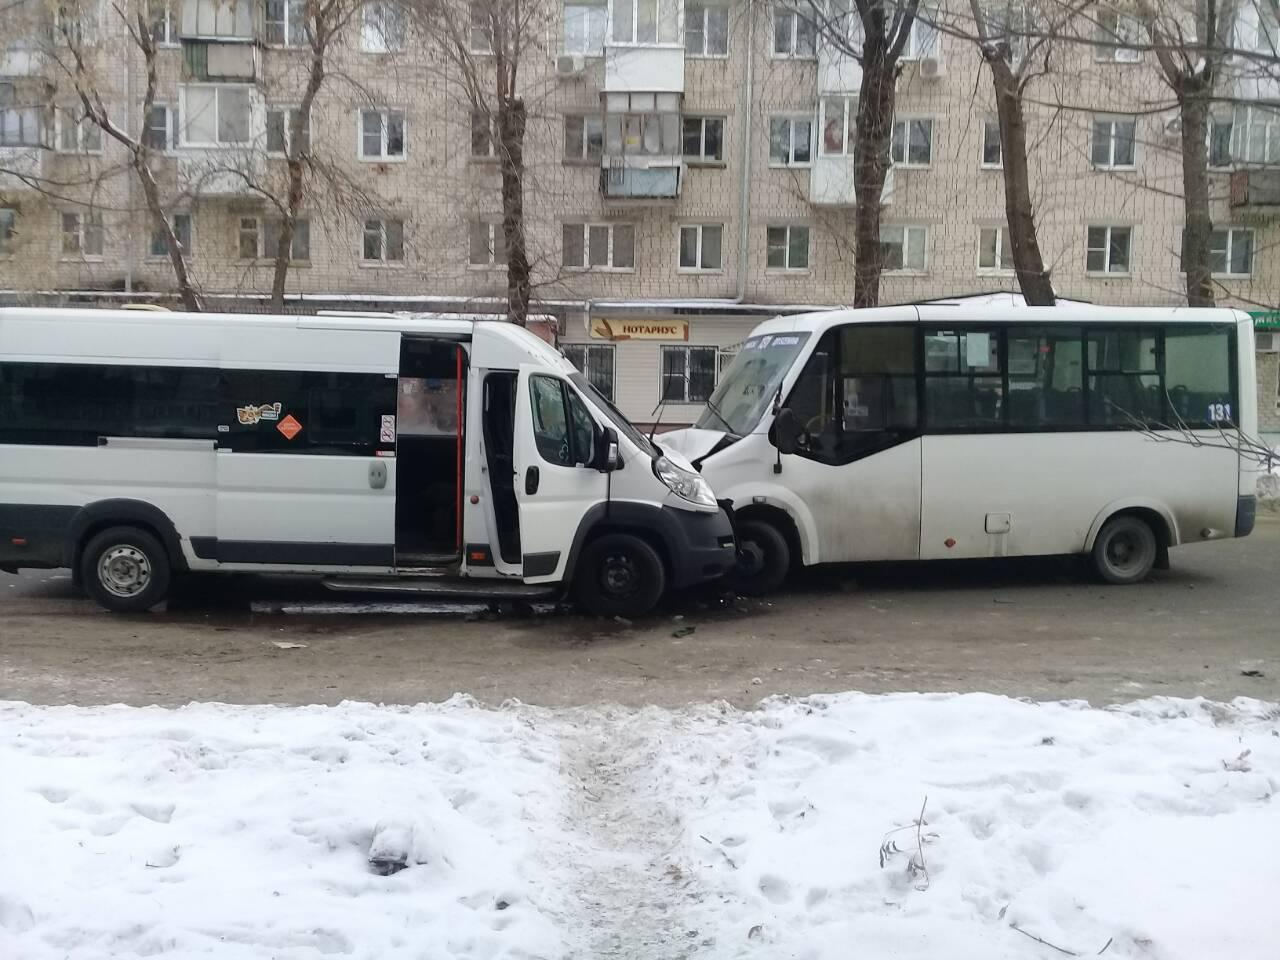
277,415,302,440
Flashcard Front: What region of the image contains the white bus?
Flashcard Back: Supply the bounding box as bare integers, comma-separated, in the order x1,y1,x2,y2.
0,308,734,617
662,305,1258,591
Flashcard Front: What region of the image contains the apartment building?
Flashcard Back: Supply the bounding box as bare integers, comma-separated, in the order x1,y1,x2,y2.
1,0,1278,435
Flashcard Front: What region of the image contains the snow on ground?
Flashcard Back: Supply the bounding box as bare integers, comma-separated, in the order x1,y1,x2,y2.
2,694,1278,960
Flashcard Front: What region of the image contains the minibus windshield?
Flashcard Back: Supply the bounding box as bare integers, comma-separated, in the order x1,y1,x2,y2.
695,333,811,436
570,372,658,459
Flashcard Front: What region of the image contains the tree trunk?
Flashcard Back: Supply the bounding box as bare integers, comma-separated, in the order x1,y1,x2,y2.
852,37,897,309
1178,81,1215,307
498,98,530,326
136,157,200,311
989,60,1054,305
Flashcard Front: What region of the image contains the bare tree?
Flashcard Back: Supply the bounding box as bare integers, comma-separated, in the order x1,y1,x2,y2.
406,0,545,324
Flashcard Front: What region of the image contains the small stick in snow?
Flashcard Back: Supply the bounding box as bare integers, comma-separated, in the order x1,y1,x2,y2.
1097,937,1114,955
911,795,929,891
1009,923,1078,956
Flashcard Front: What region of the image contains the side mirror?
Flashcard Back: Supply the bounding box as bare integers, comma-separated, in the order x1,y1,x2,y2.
772,407,802,456
593,426,622,472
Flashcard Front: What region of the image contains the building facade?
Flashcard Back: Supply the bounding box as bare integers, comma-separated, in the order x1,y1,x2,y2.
1,0,1279,436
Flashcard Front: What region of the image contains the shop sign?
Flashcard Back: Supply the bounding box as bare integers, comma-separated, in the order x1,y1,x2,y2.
590,318,689,341
1248,310,1280,330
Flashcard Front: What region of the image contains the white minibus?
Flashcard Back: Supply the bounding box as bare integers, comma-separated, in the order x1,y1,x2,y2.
0,308,734,617
662,305,1258,592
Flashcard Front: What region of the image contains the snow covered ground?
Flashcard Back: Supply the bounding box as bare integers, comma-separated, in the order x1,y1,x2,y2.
2,693,1278,960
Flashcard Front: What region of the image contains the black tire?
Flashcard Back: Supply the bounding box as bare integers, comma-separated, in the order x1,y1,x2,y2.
735,519,790,596
1091,515,1158,585
574,533,667,619
80,526,172,612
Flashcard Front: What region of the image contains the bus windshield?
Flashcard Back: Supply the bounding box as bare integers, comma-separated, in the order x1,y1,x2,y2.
696,333,810,436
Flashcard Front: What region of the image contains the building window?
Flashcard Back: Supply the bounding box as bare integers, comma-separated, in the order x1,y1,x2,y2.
265,0,307,45
469,2,494,52
685,2,729,55
267,106,310,156
0,208,17,256
881,224,928,272
1091,115,1136,168
611,0,679,44
469,221,507,266
562,222,635,269
603,92,682,156
0,84,42,147
1183,227,1254,277
1236,105,1280,165
55,0,99,44
362,218,405,263
359,108,405,159
772,5,816,57
891,117,933,165
981,117,1002,167
180,85,251,146
361,1,406,52
564,1,607,54
60,211,104,258
148,0,175,44
265,217,310,261
1086,225,1131,273
143,104,175,150
682,116,724,163
766,224,809,270
661,345,717,403
174,0,252,38
978,225,1013,273
57,108,103,153
564,114,604,160
148,212,192,258
769,115,812,166
471,111,497,158
563,343,615,400
679,223,723,271
900,17,939,60
1209,115,1233,168
820,97,856,156
238,216,260,259
1094,8,1141,62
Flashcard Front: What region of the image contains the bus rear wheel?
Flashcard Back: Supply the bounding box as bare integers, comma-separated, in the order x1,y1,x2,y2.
574,533,667,619
735,519,790,596
1092,515,1157,585
80,526,172,612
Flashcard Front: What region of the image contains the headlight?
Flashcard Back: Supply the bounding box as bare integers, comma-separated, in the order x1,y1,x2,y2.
653,456,717,507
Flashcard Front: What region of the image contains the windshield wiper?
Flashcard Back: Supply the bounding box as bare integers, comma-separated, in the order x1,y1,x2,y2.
702,397,736,435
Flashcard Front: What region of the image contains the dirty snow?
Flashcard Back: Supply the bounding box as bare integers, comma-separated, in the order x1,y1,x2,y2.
2,693,1278,960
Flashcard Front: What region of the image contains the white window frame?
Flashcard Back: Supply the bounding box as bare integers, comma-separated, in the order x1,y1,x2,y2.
772,5,816,58
685,1,729,57
564,113,604,161
562,222,636,271
148,0,177,45
264,216,311,262
890,116,934,167
471,110,498,159
564,1,608,55
1207,227,1254,278
362,217,406,265
358,107,406,161
769,115,813,167
1208,114,1234,169
178,84,253,148
361,1,406,52
1091,115,1137,169
977,225,1014,275
0,207,17,257
55,0,100,45
1235,105,1280,166
143,103,177,152
682,115,724,163
266,105,310,157
469,219,507,267
677,223,723,272
765,223,809,271
899,16,939,61
562,342,617,400
1093,9,1141,62
660,344,719,403
1086,224,1132,275
148,212,193,259
56,108,103,154
470,2,493,53
981,116,1002,168
237,215,261,259
819,97,855,157
610,0,680,45
0,84,42,147
881,224,928,273
60,210,104,259
264,0,307,46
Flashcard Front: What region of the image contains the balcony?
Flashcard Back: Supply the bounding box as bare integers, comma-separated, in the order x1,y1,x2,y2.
809,156,895,207
600,158,683,201
817,46,862,94
176,148,262,196
179,0,255,41
604,44,684,93
1230,169,1280,209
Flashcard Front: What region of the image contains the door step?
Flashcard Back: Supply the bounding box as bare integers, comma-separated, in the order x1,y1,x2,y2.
321,578,559,600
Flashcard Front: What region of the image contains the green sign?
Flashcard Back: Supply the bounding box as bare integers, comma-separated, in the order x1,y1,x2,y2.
1248,310,1280,330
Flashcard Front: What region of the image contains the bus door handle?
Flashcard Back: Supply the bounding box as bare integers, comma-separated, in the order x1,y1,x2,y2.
525,466,540,495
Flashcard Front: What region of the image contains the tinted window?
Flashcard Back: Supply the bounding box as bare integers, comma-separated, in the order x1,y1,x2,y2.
1086,328,1160,426
923,328,1004,430
530,375,571,465
1006,327,1085,428
1164,325,1235,426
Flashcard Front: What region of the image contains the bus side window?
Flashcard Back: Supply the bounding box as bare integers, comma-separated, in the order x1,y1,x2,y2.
1164,325,1234,426
923,328,1003,431
1006,327,1085,428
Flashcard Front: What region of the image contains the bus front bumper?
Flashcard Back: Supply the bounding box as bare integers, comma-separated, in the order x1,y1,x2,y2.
665,505,737,589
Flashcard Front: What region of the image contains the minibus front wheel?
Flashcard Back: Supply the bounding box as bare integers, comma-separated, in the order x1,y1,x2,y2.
80,526,172,613
735,519,790,596
574,532,667,619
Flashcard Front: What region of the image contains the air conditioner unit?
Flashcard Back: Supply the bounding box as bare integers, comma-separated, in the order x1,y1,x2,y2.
919,55,945,79
555,54,586,78
1257,331,1279,353
1162,113,1182,140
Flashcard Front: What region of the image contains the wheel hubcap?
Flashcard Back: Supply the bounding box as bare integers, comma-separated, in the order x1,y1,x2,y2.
1106,532,1143,572
601,553,640,599
98,546,151,598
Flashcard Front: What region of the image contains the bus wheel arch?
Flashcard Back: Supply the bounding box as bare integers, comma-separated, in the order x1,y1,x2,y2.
1089,506,1173,584
732,504,801,596
65,500,188,575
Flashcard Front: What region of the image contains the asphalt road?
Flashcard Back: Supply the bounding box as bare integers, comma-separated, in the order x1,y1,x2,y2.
2,515,1277,708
